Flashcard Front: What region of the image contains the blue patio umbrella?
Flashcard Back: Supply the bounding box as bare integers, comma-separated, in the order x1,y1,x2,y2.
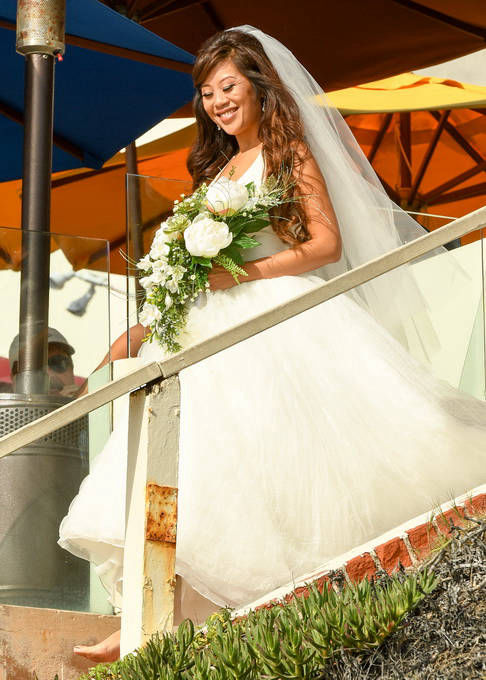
0,0,195,182
0,0,195,396
0,1,197,611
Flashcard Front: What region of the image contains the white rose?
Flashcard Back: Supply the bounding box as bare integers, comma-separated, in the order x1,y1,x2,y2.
139,302,161,326
184,215,233,258
205,177,249,216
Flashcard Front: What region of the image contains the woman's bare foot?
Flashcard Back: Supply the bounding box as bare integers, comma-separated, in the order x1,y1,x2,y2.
73,629,120,663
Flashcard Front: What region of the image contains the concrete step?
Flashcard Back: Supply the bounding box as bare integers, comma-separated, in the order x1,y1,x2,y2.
0,604,119,680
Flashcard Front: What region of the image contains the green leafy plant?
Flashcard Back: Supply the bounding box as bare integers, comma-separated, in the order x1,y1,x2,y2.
76,566,438,680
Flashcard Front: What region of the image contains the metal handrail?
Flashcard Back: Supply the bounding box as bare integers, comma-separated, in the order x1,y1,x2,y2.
0,205,484,459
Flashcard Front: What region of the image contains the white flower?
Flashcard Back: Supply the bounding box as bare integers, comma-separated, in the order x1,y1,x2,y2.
152,258,169,273
150,240,170,260
166,279,179,294
184,214,233,258
165,293,173,309
150,268,167,285
139,275,155,291
171,264,186,282
139,302,161,326
136,255,152,271
151,223,168,244
205,176,249,216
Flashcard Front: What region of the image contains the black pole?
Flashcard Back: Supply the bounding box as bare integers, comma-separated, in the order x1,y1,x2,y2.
126,140,144,322
14,53,55,395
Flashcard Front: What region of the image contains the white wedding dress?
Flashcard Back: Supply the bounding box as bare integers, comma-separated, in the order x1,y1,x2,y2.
59,153,486,621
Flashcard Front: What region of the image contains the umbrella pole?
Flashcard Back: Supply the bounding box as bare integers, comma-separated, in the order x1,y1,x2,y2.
126,141,144,322
15,53,55,395
397,112,412,209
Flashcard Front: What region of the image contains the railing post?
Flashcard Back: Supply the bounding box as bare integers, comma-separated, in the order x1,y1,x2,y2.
120,375,181,656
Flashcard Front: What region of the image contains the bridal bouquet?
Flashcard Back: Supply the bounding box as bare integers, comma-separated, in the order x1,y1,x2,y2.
137,175,288,353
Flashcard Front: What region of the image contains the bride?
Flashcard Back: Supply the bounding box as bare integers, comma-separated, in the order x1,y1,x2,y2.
60,26,486,662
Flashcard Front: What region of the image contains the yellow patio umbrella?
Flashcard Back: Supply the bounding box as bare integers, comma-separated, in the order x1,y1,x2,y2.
326,73,486,245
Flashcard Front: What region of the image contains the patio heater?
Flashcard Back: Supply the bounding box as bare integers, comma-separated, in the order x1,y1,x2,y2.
0,0,88,610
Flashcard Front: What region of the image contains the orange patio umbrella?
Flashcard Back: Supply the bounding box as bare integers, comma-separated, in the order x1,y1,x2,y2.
0,122,196,274
1,74,484,274
327,73,486,245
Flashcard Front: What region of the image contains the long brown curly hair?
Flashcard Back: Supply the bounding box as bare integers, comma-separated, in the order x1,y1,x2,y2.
187,30,311,245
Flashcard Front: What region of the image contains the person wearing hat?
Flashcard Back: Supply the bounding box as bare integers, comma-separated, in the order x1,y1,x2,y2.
9,327,77,397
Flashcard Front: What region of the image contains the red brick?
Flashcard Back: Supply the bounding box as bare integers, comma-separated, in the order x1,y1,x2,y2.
435,506,468,536
255,598,281,611
284,575,332,603
374,537,412,573
316,575,333,593
406,522,440,561
345,553,376,583
464,493,486,517
287,586,309,602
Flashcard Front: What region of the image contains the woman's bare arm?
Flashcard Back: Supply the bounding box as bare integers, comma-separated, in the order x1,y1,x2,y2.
209,154,341,290
76,323,147,397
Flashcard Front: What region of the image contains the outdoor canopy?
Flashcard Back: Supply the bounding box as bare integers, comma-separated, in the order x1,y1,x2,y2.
116,0,486,92
0,0,195,183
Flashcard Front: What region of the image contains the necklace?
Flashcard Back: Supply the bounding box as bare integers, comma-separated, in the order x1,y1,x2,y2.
223,144,262,179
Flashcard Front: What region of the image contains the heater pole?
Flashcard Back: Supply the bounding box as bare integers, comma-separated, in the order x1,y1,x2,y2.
14,0,66,395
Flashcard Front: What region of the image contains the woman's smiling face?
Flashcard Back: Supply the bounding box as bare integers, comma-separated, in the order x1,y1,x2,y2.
200,58,261,139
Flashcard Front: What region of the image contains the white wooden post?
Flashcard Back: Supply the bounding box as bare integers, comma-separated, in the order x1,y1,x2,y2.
120,375,181,657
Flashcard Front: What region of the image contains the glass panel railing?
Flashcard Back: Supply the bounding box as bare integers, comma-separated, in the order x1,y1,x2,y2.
459,225,486,400
0,226,114,613
340,215,485,399
126,177,484,399
126,173,192,344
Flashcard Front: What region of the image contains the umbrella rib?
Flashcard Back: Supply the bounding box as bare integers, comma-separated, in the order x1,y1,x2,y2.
430,110,484,166
422,160,486,204
0,19,193,73
140,0,221,27
368,113,393,164
374,172,401,204
63,35,194,72
409,110,449,205
389,0,486,39
0,99,86,162
141,0,182,22
51,163,125,188
430,181,486,207
126,0,140,18
201,2,225,32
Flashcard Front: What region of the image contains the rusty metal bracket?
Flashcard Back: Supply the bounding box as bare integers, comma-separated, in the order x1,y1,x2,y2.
145,483,177,543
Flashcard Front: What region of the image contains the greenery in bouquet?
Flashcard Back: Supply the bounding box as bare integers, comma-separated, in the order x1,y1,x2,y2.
137,174,289,353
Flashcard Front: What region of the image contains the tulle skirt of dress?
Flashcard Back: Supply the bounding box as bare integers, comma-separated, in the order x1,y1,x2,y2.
59,259,486,618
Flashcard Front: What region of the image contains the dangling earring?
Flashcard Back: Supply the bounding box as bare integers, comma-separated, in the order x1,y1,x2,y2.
262,98,266,113
216,123,221,131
